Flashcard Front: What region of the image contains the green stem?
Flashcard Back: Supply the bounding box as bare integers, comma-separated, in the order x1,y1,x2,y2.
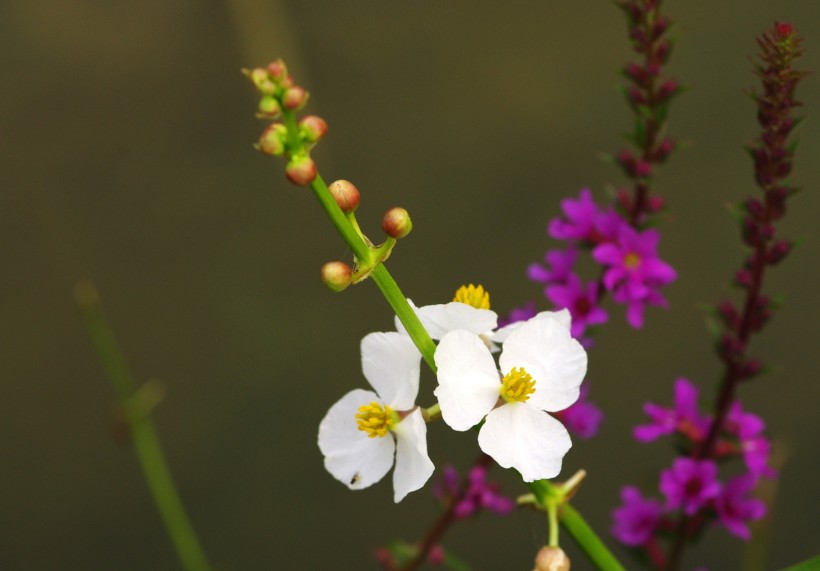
529,480,626,571
75,282,211,571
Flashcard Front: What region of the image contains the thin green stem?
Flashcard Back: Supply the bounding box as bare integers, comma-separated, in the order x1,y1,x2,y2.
75,282,211,571
529,480,626,571
547,497,559,547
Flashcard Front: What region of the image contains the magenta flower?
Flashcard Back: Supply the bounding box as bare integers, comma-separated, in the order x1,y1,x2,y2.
548,188,603,242
611,486,663,546
660,458,721,516
715,474,766,540
724,401,774,478
546,273,608,338
497,300,538,329
555,384,603,439
528,247,578,285
634,378,710,443
592,225,677,328
434,464,514,520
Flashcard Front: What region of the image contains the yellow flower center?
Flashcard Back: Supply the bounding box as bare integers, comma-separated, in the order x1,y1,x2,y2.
453,283,491,309
624,252,641,269
355,401,395,438
499,367,536,403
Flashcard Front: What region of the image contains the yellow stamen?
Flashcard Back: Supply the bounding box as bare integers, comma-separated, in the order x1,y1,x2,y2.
355,401,395,438
499,367,536,403
454,284,491,309
624,252,641,269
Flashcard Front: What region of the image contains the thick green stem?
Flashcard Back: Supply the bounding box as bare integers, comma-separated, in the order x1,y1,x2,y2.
75,282,211,571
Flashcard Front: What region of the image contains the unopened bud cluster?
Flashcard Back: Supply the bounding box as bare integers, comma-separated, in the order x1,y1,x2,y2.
245,59,328,186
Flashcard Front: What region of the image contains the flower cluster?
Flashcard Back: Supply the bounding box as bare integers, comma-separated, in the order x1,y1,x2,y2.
319,285,588,501
613,378,771,557
434,463,515,520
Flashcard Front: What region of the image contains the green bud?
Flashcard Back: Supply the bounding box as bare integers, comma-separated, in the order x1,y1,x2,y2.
257,95,281,119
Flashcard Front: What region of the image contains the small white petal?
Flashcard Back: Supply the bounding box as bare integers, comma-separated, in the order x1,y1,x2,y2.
499,317,587,412
396,300,497,340
318,389,395,490
490,309,573,344
361,332,421,410
434,330,501,431
392,408,435,502
478,403,572,482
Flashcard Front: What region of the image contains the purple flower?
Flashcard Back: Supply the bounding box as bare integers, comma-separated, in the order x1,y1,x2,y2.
555,384,603,439
435,464,514,520
715,474,766,540
528,247,578,285
634,378,710,443
724,401,775,478
497,300,538,328
660,458,721,516
548,188,602,242
593,226,677,328
611,486,663,546
546,273,608,338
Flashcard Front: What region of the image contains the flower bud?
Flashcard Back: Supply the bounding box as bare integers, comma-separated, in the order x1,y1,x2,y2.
533,546,570,571
321,261,352,292
382,207,412,239
285,156,317,186
300,115,328,143
328,179,360,213
282,86,308,111
766,239,791,265
256,123,287,156
257,95,281,119
267,59,288,83
775,22,794,39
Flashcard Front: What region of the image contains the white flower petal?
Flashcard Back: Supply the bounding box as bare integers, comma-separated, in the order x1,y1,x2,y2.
396,300,497,340
478,403,572,482
392,408,435,502
318,389,395,490
361,332,421,410
499,317,587,412
490,309,572,344
434,330,501,431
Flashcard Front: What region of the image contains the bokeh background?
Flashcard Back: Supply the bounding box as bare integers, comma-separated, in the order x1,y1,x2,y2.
3,1,819,569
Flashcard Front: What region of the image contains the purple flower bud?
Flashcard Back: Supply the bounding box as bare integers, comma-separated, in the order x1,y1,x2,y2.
766,239,791,265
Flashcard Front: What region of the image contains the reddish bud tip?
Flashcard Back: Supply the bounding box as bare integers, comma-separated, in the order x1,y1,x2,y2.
285,156,317,186
320,261,352,292
282,86,308,111
647,194,665,212
257,123,287,156
328,179,360,213
299,115,328,143
428,545,445,565
774,22,794,39
382,207,413,239
267,59,288,82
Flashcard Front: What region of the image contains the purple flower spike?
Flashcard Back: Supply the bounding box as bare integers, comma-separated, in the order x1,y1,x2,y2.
439,464,515,520
634,378,709,443
660,458,721,516
593,226,677,328
555,384,603,439
724,401,775,477
611,486,663,546
548,188,602,242
546,273,608,338
716,474,767,540
528,247,578,285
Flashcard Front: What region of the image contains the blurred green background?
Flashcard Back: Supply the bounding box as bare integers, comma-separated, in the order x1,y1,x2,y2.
3,1,819,569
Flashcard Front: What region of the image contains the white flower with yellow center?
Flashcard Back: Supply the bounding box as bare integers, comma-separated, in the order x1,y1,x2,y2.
395,284,499,348
434,310,587,481
318,332,434,502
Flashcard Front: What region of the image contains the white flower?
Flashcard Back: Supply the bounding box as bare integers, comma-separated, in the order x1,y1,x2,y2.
434,310,587,482
318,331,434,502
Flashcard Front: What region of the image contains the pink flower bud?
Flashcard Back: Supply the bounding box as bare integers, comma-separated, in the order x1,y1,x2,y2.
320,261,352,292
533,546,570,571
282,86,308,111
635,160,652,178
427,545,445,565
256,123,287,156
774,22,794,39
766,239,791,265
657,80,679,101
285,156,317,186
328,179,360,213
267,59,288,82
647,194,665,212
382,207,412,239
299,115,328,143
